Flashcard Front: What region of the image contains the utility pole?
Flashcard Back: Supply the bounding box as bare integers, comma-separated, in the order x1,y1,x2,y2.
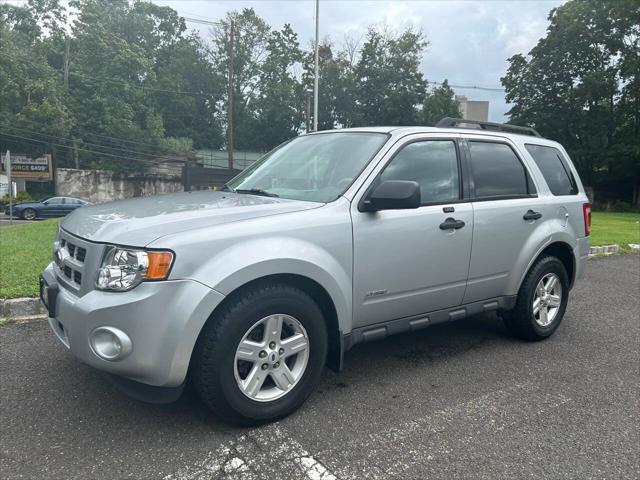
313,0,320,132
227,19,234,170
63,36,70,89
4,150,12,225
63,36,79,168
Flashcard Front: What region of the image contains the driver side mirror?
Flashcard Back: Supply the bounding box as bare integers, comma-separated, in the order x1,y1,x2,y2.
42,201,49,205
362,180,421,212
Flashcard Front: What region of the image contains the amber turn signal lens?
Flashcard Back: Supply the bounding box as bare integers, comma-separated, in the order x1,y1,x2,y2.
145,251,174,280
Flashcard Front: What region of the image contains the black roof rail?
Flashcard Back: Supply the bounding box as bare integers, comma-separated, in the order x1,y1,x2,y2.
435,117,542,138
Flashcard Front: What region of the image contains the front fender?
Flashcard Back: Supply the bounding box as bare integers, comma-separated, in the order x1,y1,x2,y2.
189,237,353,334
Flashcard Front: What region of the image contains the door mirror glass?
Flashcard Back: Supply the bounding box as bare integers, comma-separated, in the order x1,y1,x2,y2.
363,180,421,211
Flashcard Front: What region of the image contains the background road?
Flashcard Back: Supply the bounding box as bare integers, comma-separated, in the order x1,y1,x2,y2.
1,255,639,479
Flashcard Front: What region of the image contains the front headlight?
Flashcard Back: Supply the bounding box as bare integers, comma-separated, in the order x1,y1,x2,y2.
96,247,174,291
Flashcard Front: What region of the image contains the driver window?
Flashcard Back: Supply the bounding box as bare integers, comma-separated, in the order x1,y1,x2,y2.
380,140,460,204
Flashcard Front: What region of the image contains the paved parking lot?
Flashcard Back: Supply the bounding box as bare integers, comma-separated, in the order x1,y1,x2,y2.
1,255,639,479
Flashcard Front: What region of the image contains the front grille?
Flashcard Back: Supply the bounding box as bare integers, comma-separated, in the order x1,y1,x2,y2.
56,230,99,294
61,239,86,263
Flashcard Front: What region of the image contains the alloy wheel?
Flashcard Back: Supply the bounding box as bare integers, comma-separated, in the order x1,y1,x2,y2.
533,273,562,327
234,314,310,402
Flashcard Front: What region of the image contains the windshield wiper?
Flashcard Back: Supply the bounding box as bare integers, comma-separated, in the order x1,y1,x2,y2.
234,188,280,198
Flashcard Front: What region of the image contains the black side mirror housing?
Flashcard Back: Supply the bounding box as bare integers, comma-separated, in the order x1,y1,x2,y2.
362,180,421,211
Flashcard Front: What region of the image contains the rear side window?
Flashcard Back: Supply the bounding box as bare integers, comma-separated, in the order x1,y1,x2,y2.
381,140,460,204
525,144,578,196
468,141,531,199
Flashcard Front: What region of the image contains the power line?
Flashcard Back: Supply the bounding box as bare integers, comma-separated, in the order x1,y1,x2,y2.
429,80,505,92
0,131,185,167
0,52,220,98
1,124,186,163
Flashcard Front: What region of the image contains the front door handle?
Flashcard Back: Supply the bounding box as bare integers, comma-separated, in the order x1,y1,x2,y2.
439,217,466,230
523,210,542,221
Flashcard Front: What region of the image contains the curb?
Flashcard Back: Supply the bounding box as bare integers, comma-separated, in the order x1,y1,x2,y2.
588,244,619,256
0,297,46,323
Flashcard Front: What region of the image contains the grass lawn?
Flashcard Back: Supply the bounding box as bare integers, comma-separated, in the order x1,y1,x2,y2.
0,211,638,299
0,219,58,299
591,212,640,251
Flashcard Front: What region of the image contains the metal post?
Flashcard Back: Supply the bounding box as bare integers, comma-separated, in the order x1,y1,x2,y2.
227,19,234,170
313,0,320,132
4,150,12,225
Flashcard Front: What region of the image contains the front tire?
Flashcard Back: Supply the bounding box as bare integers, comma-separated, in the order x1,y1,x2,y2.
22,208,37,220
503,255,569,341
192,282,328,425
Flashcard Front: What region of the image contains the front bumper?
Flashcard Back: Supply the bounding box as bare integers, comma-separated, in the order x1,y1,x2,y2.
41,262,225,388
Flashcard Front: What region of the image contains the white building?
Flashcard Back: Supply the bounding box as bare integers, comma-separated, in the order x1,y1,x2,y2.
456,95,489,122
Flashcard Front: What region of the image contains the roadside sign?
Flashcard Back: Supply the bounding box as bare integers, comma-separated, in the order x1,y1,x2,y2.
0,154,52,180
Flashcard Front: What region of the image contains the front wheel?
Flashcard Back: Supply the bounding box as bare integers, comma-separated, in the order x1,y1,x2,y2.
192,282,327,425
22,208,37,220
503,255,569,341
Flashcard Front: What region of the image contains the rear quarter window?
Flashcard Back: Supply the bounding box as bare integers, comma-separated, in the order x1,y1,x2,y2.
525,144,578,196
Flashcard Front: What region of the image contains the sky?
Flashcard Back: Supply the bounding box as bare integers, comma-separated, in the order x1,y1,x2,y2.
154,0,565,122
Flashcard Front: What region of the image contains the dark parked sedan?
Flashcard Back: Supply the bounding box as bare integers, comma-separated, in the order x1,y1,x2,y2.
5,196,91,220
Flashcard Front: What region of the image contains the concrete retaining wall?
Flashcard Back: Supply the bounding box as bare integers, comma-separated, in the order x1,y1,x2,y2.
56,168,183,203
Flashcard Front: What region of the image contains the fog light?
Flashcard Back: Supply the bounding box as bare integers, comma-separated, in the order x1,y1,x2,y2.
90,327,132,361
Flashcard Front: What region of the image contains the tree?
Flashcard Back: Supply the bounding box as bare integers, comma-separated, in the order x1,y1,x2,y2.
212,8,271,151
250,24,303,150
420,80,461,126
0,1,71,161
354,27,428,126
502,0,640,206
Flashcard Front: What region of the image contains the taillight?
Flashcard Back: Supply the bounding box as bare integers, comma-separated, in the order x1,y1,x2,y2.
583,203,591,236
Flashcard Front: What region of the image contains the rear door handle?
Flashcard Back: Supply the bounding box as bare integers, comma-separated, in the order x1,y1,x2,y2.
439,217,466,230
523,210,542,221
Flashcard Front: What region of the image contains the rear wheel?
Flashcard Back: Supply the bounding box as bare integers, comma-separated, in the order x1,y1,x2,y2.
192,282,327,425
22,208,37,220
503,255,569,341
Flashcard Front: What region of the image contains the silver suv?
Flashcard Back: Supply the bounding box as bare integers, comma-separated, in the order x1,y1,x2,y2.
41,119,591,424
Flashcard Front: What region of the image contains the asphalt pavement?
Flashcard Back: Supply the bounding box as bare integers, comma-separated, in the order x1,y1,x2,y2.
1,255,639,479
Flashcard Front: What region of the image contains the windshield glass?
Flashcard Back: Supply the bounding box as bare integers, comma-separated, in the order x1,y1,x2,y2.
227,132,388,203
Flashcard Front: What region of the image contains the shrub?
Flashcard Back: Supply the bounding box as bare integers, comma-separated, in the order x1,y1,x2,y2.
0,190,33,208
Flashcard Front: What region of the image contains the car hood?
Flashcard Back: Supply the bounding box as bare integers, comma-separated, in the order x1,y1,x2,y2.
61,190,321,246
9,202,41,208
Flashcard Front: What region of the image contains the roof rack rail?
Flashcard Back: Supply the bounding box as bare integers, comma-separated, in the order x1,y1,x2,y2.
435,117,542,138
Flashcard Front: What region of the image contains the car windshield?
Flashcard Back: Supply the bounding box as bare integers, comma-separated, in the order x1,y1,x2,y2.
226,132,389,203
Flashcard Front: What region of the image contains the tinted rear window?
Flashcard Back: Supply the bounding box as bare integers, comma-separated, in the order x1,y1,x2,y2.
525,144,578,196
468,141,530,198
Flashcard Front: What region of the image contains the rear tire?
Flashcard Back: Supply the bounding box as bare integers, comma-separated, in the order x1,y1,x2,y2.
503,255,569,341
22,208,37,220
192,282,327,425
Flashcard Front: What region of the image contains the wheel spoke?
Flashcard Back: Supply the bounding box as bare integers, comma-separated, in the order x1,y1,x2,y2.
533,297,541,315
264,315,283,343
281,333,308,358
547,294,561,308
545,275,558,293
539,305,549,325
236,339,263,362
241,365,266,398
271,365,295,391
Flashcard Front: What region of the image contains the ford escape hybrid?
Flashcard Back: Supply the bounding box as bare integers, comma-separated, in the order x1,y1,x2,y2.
41,118,590,424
